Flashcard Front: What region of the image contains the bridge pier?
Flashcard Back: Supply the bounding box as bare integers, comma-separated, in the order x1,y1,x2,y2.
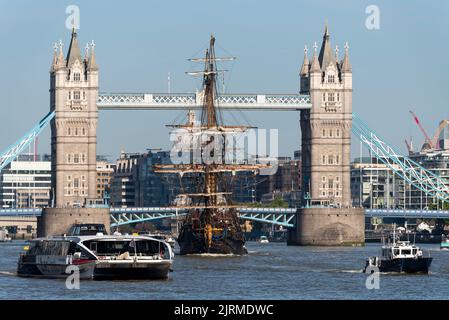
287,207,365,246
37,208,110,237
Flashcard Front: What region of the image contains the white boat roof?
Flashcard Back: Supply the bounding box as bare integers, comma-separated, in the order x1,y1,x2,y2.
29,234,168,244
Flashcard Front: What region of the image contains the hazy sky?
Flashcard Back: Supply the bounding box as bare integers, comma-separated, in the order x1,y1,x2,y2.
0,0,448,161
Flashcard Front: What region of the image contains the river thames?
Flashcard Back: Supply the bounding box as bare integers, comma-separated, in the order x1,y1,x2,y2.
0,241,448,300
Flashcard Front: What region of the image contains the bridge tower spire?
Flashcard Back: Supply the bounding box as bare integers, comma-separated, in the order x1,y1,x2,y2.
49,28,99,207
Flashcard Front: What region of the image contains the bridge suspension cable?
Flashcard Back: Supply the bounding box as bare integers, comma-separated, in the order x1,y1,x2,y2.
0,111,55,171
352,113,449,203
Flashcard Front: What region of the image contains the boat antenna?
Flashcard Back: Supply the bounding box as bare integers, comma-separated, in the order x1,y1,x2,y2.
393,223,396,244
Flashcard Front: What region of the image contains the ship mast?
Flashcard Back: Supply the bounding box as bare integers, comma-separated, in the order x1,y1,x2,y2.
155,35,270,209
203,36,219,211
154,35,272,254
202,36,218,128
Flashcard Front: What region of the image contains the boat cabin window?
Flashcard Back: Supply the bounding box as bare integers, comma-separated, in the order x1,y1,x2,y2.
412,249,417,255
90,242,98,252
68,224,106,236
393,248,399,256
67,241,96,260
27,240,71,256
83,239,168,258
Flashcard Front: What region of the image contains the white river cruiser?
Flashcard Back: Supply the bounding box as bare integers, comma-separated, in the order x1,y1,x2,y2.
18,229,174,280
0,228,12,242
258,236,269,244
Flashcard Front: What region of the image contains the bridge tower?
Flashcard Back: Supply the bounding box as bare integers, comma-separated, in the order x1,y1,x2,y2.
49,28,98,207
300,25,352,207
39,28,109,237
288,26,364,246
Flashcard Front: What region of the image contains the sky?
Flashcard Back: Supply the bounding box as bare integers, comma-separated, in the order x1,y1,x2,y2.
0,0,448,161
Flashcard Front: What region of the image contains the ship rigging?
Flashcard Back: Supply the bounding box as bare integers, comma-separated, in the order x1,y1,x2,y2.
155,35,269,255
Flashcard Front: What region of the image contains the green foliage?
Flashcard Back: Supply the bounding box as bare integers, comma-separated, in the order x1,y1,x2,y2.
238,196,289,208
267,196,289,208
427,201,449,210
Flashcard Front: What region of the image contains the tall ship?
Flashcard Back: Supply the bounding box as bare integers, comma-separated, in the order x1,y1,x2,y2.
155,36,269,255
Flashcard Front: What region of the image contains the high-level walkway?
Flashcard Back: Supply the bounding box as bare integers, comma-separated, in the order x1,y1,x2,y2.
97,93,312,111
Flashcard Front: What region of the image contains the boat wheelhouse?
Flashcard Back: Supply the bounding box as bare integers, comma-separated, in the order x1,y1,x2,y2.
68,224,108,236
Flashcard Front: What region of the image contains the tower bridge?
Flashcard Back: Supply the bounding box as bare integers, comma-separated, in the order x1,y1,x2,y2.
2,25,365,244
5,25,448,244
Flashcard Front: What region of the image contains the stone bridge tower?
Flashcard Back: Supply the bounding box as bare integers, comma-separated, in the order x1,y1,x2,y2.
49,28,98,207
288,26,364,246
300,25,352,208
39,28,109,237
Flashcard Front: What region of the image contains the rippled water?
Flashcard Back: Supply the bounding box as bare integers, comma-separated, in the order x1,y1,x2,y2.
0,241,448,300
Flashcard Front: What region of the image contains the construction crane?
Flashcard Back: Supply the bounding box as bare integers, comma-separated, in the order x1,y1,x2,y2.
409,110,434,150
432,120,449,150
404,138,413,153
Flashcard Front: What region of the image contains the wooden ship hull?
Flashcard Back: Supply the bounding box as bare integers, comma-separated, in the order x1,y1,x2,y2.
178,223,247,255
176,208,247,255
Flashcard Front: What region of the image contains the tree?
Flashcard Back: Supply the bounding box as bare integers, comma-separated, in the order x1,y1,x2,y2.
267,196,289,208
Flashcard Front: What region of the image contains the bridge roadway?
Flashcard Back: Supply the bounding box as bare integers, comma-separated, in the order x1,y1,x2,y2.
97,93,312,111
0,207,297,228
1,207,449,228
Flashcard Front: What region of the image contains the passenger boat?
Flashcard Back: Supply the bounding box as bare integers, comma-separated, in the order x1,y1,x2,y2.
259,236,269,244
440,234,449,250
17,237,97,279
0,228,12,242
364,229,433,274
80,234,174,280
18,233,174,280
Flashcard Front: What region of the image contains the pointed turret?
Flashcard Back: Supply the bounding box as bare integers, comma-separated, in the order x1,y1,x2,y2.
318,24,336,71
51,43,58,70
310,42,321,73
87,40,98,71
66,28,82,67
57,40,65,67
300,45,310,76
84,42,89,63
341,42,352,73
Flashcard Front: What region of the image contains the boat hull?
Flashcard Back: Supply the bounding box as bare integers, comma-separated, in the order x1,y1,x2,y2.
178,224,247,255
17,260,96,279
94,261,172,280
365,257,433,274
